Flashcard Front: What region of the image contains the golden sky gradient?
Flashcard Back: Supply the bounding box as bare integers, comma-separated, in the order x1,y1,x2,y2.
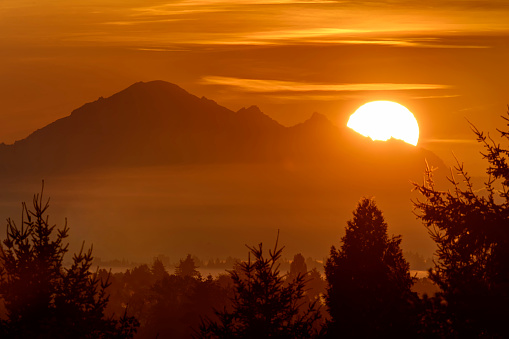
1,0,509,173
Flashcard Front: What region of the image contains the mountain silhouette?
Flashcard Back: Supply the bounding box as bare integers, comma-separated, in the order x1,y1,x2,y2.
0,80,449,260
0,80,444,179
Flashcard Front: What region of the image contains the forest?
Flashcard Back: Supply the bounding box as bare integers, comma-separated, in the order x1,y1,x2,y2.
0,116,509,338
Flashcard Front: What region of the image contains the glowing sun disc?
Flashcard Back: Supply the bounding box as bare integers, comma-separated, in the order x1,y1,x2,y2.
347,101,419,146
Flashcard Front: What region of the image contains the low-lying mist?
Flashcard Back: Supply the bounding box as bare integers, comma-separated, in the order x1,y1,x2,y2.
0,162,435,263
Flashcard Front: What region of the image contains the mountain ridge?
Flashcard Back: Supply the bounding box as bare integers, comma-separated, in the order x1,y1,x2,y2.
0,80,448,260
0,80,445,179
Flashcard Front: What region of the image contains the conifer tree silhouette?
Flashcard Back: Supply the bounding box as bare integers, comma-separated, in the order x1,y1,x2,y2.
287,253,307,281
0,183,139,338
151,258,169,282
199,235,321,338
413,111,509,337
175,254,201,279
324,198,418,338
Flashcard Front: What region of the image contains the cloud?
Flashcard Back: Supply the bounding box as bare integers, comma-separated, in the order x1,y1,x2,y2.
193,29,490,48
130,0,333,17
201,76,451,93
93,0,505,48
131,6,222,17
308,38,488,49
262,93,363,101
411,94,461,99
103,18,185,25
158,0,334,6
134,47,189,52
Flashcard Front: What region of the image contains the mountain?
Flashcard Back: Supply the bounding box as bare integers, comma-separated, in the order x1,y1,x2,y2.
0,81,275,172
0,81,448,260
0,80,445,181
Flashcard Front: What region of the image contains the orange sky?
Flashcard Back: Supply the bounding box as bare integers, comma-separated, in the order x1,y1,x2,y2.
1,0,509,173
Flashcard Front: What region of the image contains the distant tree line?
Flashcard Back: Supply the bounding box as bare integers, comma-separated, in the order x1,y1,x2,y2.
2,111,509,337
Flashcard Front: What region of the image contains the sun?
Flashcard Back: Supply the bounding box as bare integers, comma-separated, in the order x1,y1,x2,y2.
347,101,419,146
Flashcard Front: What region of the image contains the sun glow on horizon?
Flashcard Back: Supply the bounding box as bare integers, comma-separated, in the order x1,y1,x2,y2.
347,101,419,146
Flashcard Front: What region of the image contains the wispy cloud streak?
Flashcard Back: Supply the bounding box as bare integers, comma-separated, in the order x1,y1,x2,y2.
103,19,185,25
308,39,488,49
201,76,451,92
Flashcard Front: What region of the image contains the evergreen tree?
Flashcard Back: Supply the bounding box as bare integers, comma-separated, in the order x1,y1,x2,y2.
324,198,418,338
0,184,139,338
175,254,201,279
288,253,307,281
199,236,321,338
413,113,509,337
151,258,169,282
306,268,326,302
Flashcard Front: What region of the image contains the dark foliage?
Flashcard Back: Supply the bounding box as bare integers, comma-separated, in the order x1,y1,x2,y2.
286,253,327,331
199,237,322,338
151,259,168,282
306,268,326,302
413,112,509,337
324,198,419,338
103,259,230,339
0,185,139,338
288,253,307,281
142,274,229,338
175,254,201,279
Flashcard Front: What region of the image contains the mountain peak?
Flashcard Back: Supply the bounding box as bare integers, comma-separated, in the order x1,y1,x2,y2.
292,112,336,131
308,112,331,123
0,80,445,176
70,80,196,117
117,80,191,97
237,105,262,115
236,105,281,129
